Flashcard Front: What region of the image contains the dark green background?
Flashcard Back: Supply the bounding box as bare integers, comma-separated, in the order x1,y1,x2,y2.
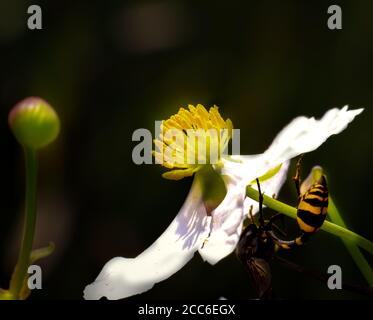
0,0,372,299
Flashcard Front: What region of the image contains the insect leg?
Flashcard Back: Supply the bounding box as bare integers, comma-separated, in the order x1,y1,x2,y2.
248,205,254,223
293,154,303,197
256,178,264,227
268,230,311,249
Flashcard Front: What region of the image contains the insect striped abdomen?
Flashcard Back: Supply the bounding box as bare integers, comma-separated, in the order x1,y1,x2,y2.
296,176,328,234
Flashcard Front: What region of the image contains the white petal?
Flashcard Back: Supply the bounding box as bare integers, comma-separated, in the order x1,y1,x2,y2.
84,179,210,300
199,158,290,265
243,160,290,214
221,154,284,184
264,106,363,166
198,174,246,265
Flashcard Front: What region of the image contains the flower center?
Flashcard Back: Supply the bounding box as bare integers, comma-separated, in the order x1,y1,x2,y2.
153,104,233,180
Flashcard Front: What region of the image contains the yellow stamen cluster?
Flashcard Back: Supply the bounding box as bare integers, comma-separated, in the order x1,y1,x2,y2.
153,104,233,180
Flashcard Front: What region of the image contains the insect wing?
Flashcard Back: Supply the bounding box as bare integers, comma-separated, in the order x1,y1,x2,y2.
246,257,272,299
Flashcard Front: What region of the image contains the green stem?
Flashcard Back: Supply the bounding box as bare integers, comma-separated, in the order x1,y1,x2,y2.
246,185,373,259
9,147,38,299
328,197,373,286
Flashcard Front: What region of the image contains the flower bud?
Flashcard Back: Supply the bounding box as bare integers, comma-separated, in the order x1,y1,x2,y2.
9,97,60,150
300,165,324,195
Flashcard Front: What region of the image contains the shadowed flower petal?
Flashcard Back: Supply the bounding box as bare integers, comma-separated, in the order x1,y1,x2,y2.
243,160,290,216
198,174,246,265
199,159,290,265
84,179,210,300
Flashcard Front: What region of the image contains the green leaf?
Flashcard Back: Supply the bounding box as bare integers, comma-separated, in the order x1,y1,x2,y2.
250,164,282,184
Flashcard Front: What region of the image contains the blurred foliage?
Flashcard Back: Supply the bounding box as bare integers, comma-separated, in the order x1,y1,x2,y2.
0,0,372,299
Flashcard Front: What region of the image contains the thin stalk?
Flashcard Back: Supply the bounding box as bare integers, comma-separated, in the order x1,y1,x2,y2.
9,147,38,299
328,197,373,286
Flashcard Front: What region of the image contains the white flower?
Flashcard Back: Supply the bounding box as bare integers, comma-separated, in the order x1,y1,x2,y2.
84,105,363,300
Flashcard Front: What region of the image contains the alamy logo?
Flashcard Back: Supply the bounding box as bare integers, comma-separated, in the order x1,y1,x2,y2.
327,265,342,290
27,265,42,290
132,121,240,165
327,5,342,30
27,5,42,30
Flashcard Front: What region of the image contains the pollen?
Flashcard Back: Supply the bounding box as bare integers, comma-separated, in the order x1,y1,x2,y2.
153,104,233,180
